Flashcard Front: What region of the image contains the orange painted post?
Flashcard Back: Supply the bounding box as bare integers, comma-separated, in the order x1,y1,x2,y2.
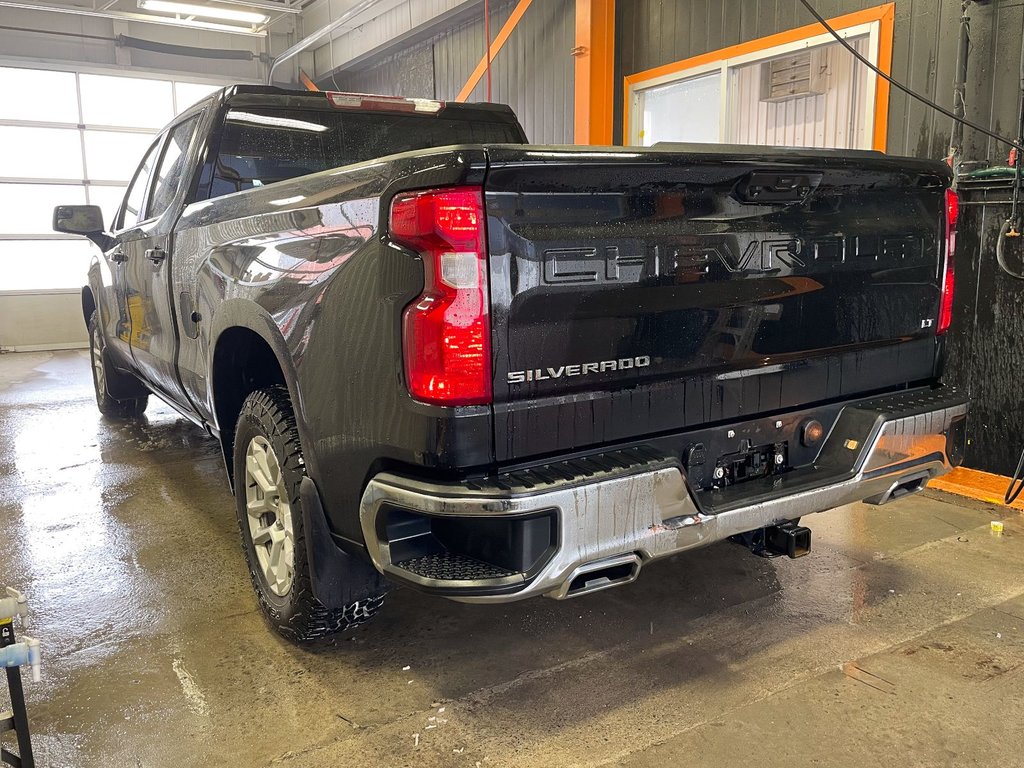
574,0,615,145
455,0,534,102
872,3,895,152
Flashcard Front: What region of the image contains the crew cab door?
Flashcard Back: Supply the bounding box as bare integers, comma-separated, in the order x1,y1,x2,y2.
123,113,203,414
102,137,162,368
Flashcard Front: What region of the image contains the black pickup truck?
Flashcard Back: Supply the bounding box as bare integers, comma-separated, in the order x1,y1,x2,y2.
54,85,968,641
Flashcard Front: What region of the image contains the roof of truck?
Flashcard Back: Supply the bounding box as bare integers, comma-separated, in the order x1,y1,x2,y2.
202,84,519,119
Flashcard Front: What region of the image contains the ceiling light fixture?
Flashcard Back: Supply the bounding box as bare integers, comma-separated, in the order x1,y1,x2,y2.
137,0,268,24
210,0,300,14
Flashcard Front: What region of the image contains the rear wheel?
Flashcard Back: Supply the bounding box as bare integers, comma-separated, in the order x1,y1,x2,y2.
233,386,386,641
88,310,148,419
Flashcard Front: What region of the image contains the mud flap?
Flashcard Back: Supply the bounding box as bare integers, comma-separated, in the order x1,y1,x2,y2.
101,348,149,400
299,477,389,610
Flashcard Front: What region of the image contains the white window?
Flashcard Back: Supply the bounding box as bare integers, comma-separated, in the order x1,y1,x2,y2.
0,65,230,293
626,20,884,152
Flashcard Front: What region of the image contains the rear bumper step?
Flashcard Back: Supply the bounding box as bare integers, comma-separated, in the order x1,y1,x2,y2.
359,387,968,603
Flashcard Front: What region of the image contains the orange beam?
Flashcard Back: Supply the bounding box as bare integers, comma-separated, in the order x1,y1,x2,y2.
455,0,533,102
299,69,319,92
872,3,895,152
574,0,615,145
622,2,895,149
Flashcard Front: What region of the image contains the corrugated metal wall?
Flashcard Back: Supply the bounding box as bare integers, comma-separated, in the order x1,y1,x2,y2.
320,0,575,144
614,0,991,160
307,0,471,76
729,37,871,149
319,41,436,97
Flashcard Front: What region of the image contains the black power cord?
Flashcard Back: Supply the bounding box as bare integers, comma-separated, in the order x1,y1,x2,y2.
800,0,1024,503
996,4,1024,280
1006,452,1024,504
798,0,1024,154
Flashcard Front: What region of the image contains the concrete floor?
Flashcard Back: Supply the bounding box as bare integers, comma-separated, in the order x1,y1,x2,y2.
2,350,1024,767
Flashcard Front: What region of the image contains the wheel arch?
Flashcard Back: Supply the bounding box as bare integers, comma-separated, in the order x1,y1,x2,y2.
208,302,305,490
81,285,97,327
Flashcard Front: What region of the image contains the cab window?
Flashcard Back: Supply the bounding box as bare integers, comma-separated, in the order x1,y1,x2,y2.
117,138,161,230
147,114,201,220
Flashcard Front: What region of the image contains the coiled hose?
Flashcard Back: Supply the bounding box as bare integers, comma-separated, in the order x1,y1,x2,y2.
997,218,1024,280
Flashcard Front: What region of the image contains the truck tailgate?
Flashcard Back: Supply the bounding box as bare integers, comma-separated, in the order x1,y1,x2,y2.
484,145,951,463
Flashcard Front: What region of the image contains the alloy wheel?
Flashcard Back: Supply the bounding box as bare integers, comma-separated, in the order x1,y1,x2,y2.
244,435,295,596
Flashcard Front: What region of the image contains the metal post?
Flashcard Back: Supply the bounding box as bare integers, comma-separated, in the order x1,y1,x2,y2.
0,617,34,768
2,667,34,768
948,0,971,177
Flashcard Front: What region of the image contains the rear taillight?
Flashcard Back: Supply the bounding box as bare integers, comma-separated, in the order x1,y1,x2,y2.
391,187,491,406
939,188,958,335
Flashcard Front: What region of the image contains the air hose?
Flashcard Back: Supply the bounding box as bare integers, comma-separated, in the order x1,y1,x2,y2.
996,218,1024,280
1006,452,1024,504
1002,8,1024,504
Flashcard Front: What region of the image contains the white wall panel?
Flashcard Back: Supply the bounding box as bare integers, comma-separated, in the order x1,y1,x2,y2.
0,293,88,352
306,0,477,80
729,37,870,150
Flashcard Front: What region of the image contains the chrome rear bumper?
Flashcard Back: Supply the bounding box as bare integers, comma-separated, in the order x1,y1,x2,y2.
359,388,968,603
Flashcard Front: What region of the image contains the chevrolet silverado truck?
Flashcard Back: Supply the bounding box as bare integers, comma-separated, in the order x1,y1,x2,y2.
53,85,968,641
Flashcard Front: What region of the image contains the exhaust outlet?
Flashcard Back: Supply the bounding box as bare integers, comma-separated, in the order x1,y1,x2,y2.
863,470,931,506
548,553,642,600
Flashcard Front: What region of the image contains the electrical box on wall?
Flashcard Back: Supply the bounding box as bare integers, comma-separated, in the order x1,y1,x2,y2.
760,49,829,102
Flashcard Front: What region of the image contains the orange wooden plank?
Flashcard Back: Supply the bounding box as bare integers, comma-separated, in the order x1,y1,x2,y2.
930,466,1024,512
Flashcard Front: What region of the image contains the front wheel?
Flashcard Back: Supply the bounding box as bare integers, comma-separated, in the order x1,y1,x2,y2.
88,310,148,419
233,386,386,641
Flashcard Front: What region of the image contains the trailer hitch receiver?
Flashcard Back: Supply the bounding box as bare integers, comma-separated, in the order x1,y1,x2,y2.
731,521,811,559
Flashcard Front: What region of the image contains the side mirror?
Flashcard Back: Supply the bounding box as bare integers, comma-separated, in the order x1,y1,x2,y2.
53,205,112,250
53,204,104,235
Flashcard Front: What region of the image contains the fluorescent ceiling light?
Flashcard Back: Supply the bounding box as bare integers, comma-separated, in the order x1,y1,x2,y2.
226,111,329,132
0,0,266,35
137,0,268,24
212,0,300,13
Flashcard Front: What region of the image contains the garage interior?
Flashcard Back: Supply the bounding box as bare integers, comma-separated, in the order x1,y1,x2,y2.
2,1,1024,766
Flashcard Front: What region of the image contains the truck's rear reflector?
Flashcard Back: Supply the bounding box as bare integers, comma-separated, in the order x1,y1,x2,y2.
939,188,958,335
391,187,491,406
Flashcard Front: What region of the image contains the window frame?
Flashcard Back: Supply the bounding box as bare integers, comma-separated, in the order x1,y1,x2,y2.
622,3,895,152
0,58,246,295
115,135,165,234
145,112,204,223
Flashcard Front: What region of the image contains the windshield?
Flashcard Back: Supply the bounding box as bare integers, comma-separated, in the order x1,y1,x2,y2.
204,107,523,199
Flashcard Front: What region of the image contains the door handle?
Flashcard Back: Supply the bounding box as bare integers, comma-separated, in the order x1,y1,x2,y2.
145,246,166,265
110,247,126,264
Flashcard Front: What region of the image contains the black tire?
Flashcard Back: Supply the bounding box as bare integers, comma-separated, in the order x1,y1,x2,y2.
88,310,148,419
233,386,386,641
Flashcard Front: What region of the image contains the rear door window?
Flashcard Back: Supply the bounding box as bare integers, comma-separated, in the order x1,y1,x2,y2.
147,114,201,220
117,138,161,230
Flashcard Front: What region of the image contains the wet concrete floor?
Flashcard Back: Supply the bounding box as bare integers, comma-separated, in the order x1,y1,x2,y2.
2,350,1024,767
